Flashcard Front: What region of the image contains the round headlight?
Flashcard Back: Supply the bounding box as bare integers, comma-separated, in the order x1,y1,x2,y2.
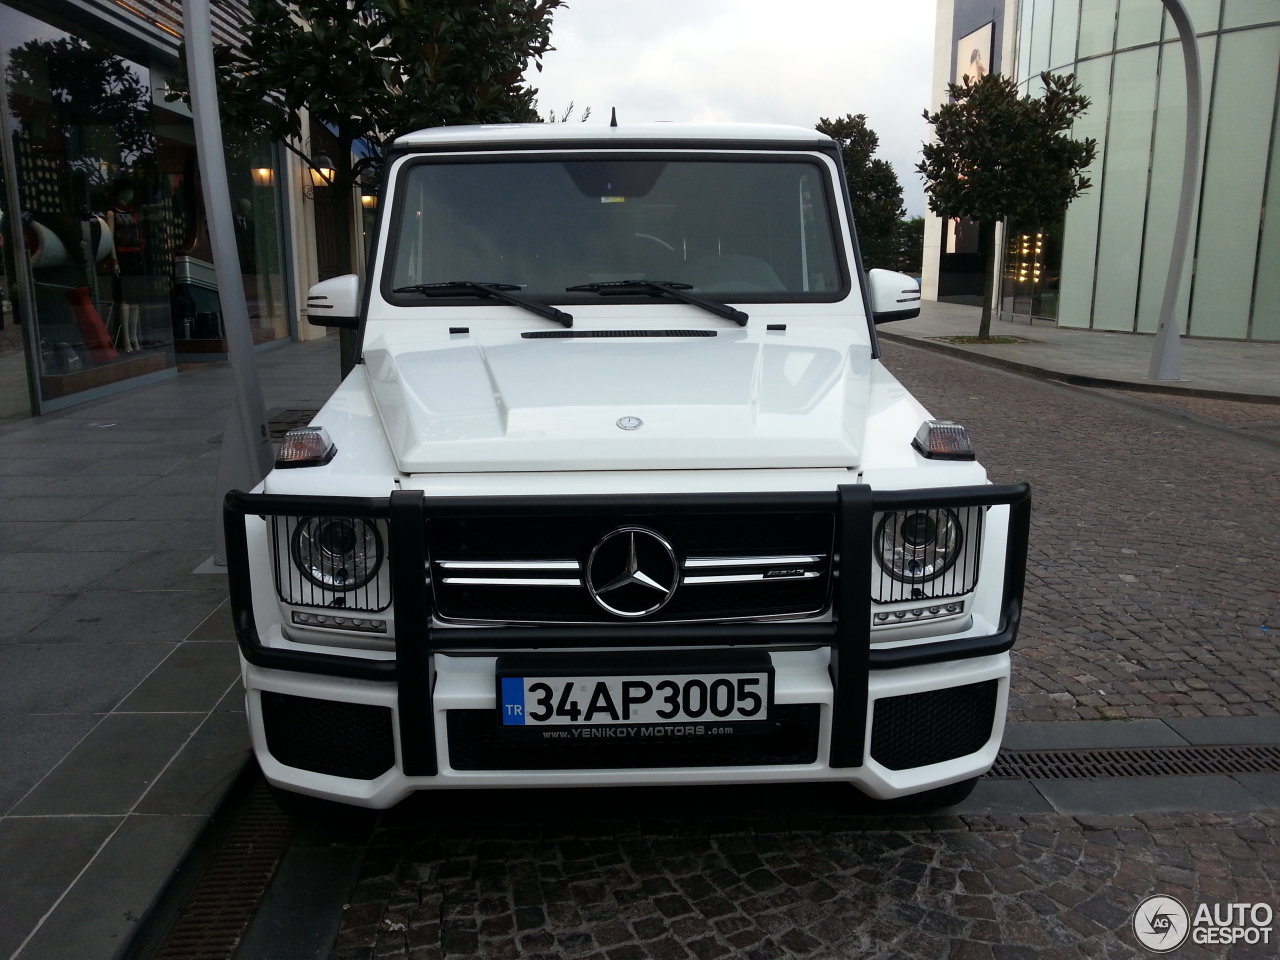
874,509,963,583
291,517,383,591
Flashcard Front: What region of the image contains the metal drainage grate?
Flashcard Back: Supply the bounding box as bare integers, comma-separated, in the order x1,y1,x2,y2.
151,781,296,960
986,744,1280,781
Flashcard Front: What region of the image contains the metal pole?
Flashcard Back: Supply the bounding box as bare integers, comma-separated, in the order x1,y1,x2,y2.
1148,0,1202,381
182,0,274,561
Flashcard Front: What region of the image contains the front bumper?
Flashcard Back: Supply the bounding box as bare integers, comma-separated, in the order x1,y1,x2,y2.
244,650,1011,808
225,483,1030,807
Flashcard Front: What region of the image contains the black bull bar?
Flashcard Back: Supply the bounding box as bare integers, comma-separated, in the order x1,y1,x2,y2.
225,483,1030,776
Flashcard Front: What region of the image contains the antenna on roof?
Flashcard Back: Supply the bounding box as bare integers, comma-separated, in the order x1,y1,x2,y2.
610,107,618,128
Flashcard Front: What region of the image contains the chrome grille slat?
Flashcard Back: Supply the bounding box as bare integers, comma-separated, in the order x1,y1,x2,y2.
437,560,580,571
682,555,826,569
683,571,822,584
439,577,582,587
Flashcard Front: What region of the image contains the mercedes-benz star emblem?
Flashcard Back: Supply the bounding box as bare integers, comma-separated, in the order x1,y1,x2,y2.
616,416,643,431
586,526,678,618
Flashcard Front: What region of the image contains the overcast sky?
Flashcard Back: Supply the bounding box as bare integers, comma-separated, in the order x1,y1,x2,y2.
527,0,938,217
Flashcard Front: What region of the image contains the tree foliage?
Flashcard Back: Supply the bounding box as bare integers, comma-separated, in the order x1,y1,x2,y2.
7,38,155,174
886,216,924,275
917,71,1096,336
917,71,1096,225
174,0,562,184
816,114,905,270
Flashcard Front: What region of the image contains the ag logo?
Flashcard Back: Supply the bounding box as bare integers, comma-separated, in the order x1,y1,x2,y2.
1133,895,1189,952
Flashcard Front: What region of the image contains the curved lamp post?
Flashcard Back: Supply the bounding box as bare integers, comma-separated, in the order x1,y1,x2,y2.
1148,0,1203,381
183,0,274,561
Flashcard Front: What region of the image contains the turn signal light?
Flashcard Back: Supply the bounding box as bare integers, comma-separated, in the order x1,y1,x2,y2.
911,420,975,461
275,426,337,469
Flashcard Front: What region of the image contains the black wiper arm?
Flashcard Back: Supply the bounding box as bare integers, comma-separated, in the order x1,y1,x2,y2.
566,280,748,326
393,281,572,327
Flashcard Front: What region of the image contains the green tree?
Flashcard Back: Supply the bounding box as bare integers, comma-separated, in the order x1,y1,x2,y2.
889,216,925,275
918,71,1096,338
816,114,905,270
174,0,563,186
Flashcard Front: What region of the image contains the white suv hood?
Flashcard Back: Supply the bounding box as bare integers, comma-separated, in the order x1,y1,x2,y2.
363,328,871,473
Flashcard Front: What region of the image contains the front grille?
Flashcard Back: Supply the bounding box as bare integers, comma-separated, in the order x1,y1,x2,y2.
270,515,392,612
871,506,984,603
870,680,998,770
446,704,821,770
430,513,834,624
260,692,396,780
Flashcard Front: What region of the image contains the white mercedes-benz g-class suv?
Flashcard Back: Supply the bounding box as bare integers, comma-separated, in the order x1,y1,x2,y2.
226,122,1030,812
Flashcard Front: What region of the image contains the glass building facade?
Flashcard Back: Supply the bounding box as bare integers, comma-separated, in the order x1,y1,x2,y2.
1003,0,1280,341
0,0,295,422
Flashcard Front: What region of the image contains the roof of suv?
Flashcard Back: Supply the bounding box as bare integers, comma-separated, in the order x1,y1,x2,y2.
393,122,834,148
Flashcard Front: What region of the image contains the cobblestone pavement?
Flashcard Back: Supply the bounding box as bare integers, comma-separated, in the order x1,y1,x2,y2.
1110,391,1280,427
331,788,1280,960
879,342,1280,723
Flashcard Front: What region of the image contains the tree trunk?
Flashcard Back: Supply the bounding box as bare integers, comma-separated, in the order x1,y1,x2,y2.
978,221,998,340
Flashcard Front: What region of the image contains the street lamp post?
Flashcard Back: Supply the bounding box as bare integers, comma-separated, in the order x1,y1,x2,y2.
1148,0,1203,382
182,0,274,561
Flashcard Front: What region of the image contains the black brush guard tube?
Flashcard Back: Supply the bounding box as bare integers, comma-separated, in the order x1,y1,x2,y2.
224,483,1030,775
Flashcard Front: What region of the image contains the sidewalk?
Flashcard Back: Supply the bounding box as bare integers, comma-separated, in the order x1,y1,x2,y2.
0,334,340,960
880,300,1280,402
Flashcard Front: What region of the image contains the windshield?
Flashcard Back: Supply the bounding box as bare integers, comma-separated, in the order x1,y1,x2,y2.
385,157,845,303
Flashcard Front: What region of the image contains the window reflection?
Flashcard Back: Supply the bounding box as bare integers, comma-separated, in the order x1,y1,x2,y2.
5,24,173,398
1,1,293,414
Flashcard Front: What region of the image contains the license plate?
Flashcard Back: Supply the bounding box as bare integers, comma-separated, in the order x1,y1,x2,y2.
498,672,771,734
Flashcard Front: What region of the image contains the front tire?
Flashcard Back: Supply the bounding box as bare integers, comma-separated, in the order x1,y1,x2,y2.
266,781,374,828
853,777,978,813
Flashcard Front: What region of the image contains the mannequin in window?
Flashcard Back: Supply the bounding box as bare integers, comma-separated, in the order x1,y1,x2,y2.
234,198,256,272
105,181,143,352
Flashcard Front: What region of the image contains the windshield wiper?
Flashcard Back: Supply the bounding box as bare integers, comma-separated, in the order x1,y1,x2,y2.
566,280,748,326
393,281,572,327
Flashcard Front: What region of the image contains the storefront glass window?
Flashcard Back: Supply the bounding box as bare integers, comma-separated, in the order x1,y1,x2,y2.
1001,221,1063,322
227,134,289,343
0,150,34,421
2,4,176,405
160,111,292,356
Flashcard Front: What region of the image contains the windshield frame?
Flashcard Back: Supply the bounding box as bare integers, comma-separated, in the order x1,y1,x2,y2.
378,150,853,311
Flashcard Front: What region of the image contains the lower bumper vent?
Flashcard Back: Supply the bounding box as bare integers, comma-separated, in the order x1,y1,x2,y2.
445,705,821,771
260,692,396,780
870,680,998,770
